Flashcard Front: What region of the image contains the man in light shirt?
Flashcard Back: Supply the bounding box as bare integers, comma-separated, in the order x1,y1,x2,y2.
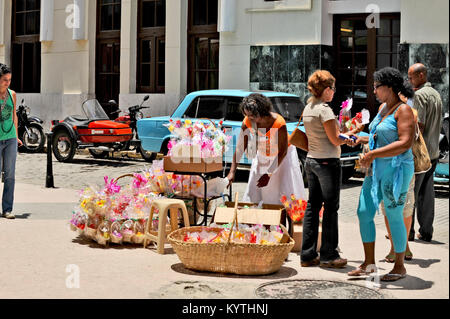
408,63,443,242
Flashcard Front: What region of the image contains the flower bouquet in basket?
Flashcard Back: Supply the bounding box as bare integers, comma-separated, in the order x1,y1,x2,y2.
110,220,123,244
69,210,87,234
85,215,101,239
120,219,135,243
132,219,146,244
96,220,111,246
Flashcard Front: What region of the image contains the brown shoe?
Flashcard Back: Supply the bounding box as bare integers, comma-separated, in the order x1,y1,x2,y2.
301,257,320,267
320,258,347,269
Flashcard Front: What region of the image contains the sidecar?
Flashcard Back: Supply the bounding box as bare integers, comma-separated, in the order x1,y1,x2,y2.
51,99,133,162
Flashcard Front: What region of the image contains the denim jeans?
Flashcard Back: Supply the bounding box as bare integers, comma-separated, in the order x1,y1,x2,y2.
0,138,17,214
301,157,341,262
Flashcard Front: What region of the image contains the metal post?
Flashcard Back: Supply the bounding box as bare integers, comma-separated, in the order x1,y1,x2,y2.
45,132,55,188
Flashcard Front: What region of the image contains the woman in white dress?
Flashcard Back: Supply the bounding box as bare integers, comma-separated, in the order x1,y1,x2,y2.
226,93,306,205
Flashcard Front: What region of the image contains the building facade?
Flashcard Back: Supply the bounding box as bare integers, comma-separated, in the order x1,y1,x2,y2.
0,0,448,130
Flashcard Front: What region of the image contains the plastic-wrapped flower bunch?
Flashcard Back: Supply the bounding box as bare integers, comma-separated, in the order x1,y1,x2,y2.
164,119,231,158
280,194,307,223
339,98,370,132
69,210,88,233
183,224,284,245
140,163,203,198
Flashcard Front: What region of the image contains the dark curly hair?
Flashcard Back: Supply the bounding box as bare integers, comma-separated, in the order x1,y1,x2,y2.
240,93,273,118
0,63,11,77
374,67,411,97
400,80,415,99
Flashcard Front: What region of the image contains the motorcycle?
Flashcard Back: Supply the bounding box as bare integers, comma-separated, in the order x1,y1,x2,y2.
17,99,45,153
89,95,156,162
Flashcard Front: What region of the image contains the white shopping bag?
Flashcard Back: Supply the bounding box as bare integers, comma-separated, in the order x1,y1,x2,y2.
191,177,229,198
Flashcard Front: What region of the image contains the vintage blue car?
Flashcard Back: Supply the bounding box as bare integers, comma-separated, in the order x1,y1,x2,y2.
137,89,367,182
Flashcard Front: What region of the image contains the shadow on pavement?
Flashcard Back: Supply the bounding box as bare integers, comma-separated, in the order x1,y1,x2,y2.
64,158,139,167
72,235,156,250
379,275,434,290
348,274,434,291
404,258,441,269
170,263,298,279
13,213,31,219
414,239,446,245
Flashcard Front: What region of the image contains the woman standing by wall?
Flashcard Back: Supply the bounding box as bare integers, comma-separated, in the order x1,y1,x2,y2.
0,63,22,219
300,70,348,268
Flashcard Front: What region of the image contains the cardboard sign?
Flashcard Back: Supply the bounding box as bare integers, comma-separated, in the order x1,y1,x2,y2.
213,207,282,226
163,155,222,173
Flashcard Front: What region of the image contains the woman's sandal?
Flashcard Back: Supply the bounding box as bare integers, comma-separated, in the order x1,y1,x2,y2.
380,273,406,282
385,253,395,263
405,251,413,261
348,264,376,277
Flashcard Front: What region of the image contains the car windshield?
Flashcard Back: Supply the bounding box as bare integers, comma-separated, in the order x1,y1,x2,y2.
82,99,110,120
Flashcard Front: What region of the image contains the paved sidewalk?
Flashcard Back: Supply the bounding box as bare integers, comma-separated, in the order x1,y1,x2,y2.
0,182,448,299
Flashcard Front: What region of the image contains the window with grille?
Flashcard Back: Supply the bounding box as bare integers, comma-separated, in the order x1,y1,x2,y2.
334,14,401,117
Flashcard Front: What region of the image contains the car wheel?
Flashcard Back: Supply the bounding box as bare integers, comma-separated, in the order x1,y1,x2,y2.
161,139,170,156
52,130,76,162
139,145,157,162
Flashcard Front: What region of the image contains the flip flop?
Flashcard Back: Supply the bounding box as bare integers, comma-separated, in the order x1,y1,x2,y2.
384,253,395,263
348,264,376,277
380,273,406,282
405,251,413,260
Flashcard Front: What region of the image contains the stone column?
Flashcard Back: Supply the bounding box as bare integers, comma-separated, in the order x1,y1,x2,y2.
0,0,12,66
165,0,188,113
40,0,54,42
72,0,87,40
120,0,137,94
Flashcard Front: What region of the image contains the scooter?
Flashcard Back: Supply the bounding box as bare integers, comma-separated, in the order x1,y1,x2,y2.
94,95,156,162
17,99,45,153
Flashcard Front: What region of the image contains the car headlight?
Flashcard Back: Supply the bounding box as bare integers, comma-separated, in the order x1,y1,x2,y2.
136,111,144,120
25,106,31,115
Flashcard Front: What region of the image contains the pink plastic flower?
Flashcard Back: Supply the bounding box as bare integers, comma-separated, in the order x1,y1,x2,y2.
104,176,121,195
133,173,148,189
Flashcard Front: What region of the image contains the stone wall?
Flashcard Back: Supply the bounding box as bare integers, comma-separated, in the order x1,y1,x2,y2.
398,43,449,114
249,45,333,107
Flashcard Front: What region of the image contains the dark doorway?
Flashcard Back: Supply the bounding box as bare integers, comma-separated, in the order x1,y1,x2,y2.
187,0,219,93
333,13,401,118
96,0,121,118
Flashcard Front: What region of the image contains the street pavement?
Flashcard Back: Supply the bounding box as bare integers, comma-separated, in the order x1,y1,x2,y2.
0,151,447,299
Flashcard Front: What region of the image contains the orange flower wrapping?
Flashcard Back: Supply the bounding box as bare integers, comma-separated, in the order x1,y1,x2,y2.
288,210,302,222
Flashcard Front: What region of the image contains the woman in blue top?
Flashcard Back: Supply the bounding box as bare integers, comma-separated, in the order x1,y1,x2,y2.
347,67,415,282
0,63,22,219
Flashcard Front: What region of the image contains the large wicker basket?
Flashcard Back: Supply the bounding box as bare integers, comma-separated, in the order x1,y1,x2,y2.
167,192,294,275
168,226,294,275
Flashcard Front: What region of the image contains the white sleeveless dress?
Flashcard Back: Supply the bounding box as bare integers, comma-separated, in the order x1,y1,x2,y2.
242,119,306,205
